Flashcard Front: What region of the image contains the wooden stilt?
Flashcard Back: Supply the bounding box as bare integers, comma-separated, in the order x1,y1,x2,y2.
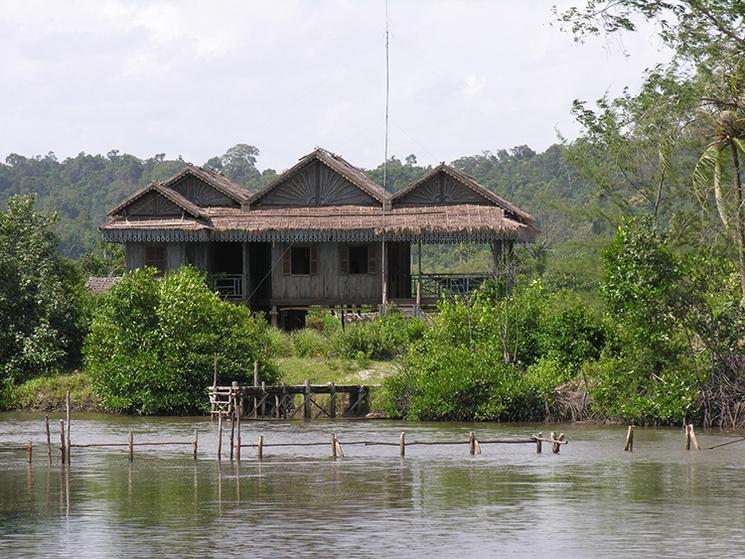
59,420,66,465
400,432,405,457
624,425,635,452
330,383,337,419
128,431,134,462
229,404,235,462
257,435,264,461
335,436,344,458
65,390,71,464
303,379,311,420
192,429,198,460
217,413,223,461
235,403,241,462
685,424,691,450
45,415,52,466
27,441,32,464
332,433,337,459
535,432,543,454
468,432,476,455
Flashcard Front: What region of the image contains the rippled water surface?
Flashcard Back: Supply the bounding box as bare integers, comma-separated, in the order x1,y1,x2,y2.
1,413,745,558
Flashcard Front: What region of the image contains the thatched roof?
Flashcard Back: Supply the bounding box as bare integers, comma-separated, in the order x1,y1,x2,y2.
101,149,538,244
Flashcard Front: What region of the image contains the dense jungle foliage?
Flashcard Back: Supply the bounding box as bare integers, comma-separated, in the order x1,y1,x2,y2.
2,1,745,423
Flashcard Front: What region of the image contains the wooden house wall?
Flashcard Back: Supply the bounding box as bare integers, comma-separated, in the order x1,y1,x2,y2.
125,191,185,217
395,172,489,206
170,176,239,207
256,161,378,207
125,242,194,271
270,242,382,305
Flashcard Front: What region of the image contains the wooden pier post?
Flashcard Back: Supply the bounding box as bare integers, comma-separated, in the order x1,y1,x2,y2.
400,432,405,457
468,432,476,455
27,441,32,464
535,432,543,454
128,431,134,462
686,424,700,451
332,433,337,459
556,433,565,454
624,425,635,452
274,394,280,418
257,434,264,461
260,381,267,417
330,383,337,419
335,436,344,458
192,429,198,460
65,390,71,464
235,403,241,462
217,413,223,461
59,419,66,465
303,379,311,420
45,415,52,465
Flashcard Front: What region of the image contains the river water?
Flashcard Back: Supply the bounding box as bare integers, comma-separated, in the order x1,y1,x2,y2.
1,413,744,558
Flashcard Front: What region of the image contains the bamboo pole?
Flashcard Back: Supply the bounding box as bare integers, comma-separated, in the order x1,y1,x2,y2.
332,433,337,459
217,413,223,461
212,355,218,419
45,415,52,465
335,436,345,458
65,390,71,464
624,425,635,452
128,431,134,462
257,434,264,461
27,440,32,464
685,424,691,451
303,379,311,420
192,429,198,460
400,431,405,457
535,432,543,454
468,432,476,455
59,419,66,465
229,393,236,462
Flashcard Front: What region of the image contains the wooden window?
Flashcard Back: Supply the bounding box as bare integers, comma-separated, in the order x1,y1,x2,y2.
340,245,378,275
144,245,166,273
283,246,318,275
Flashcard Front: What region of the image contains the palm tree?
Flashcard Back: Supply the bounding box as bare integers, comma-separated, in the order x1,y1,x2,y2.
694,86,745,302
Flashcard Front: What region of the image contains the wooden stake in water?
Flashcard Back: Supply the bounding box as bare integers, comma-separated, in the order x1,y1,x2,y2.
192,429,198,460
45,415,52,465
550,432,558,454
59,419,66,465
257,434,264,461
624,425,635,452
65,390,71,464
687,424,700,451
217,414,223,461
128,431,134,462
235,404,241,462
332,433,337,459
400,432,405,458
535,432,543,454
468,432,476,455
26,441,32,464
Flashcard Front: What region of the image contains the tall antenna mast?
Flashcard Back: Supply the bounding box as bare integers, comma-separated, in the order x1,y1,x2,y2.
383,0,390,191
381,0,390,311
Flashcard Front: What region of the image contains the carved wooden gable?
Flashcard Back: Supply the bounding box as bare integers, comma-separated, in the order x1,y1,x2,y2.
256,160,378,207
170,175,240,207
396,170,490,206
125,190,184,217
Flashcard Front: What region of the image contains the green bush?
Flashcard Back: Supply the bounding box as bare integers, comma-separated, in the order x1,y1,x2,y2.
84,266,276,415
290,328,332,358
334,312,425,360
266,327,293,358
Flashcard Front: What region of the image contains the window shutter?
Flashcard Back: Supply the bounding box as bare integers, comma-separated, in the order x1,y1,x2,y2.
309,246,319,275
367,244,378,274
339,246,349,275
282,247,291,275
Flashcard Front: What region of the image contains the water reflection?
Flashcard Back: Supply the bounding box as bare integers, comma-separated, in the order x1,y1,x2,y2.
2,416,745,558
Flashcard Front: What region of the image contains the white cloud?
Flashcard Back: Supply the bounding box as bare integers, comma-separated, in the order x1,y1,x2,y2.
0,0,670,171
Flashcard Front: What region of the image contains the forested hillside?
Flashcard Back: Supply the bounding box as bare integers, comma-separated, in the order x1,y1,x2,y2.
0,142,594,258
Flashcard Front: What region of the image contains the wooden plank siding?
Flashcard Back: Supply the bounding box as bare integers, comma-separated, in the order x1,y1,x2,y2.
270,242,382,306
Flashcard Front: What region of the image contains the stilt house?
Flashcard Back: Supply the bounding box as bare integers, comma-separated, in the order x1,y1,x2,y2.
101,148,537,327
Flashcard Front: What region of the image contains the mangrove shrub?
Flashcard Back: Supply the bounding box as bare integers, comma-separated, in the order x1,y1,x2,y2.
85,266,276,414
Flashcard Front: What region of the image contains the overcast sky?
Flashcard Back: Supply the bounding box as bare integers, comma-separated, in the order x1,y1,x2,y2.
0,0,670,171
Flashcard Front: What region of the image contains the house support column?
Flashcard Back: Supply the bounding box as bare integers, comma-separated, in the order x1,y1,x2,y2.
381,239,388,313
241,242,250,304
415,240,422,316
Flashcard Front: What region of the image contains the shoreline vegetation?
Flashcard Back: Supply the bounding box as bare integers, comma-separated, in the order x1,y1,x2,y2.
4,1,745,428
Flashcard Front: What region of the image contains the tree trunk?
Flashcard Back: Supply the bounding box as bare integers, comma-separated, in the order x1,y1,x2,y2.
730,140,745,303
